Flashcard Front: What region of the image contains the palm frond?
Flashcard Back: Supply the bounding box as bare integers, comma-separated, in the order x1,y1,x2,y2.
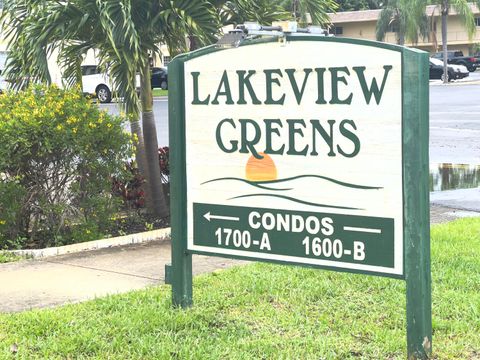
376,7,395,41
297,0,338,26
375,0,428,45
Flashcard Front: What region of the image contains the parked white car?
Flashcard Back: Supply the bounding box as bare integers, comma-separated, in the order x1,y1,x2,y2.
429,57,469,81
449,63,469,78
81,65,114,103
0,69,8,94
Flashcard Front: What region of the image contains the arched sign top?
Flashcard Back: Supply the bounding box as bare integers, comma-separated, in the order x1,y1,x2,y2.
172,35,425,61
173,35,426,65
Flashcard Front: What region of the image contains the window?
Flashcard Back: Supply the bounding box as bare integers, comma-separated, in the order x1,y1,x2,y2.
475,18,480,27
330,26,343,36
81,65,100,76
152,67,166,75
163,56,171,66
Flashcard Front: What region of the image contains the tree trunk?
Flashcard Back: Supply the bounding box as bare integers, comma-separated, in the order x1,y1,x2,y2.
293,0,299,19
398,31,405,46
130,116,153,211
442,2,449,84
141,60,169,218
75,58,83,88
189,34,198,52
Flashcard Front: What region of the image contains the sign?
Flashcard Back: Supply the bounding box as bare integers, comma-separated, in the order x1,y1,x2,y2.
169,36,431,358
184,39,403,276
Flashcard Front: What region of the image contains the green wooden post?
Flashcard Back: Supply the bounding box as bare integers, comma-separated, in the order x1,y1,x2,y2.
403,49,432,359
168,58,193,308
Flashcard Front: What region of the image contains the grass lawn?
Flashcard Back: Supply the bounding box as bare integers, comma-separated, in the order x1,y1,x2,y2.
0,218,479,359
0,252,22,264
152,89,168,97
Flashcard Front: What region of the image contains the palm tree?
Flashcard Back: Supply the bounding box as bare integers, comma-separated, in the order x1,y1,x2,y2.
429,0,480,83
98,0,217,217
1,0,332,218
376,0,429,46
1,0,217,217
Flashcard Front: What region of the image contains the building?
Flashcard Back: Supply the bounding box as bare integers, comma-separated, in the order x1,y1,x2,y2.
329,4,480,56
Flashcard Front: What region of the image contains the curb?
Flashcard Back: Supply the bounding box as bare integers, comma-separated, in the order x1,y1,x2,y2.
9,227,171,259
430,79,480,86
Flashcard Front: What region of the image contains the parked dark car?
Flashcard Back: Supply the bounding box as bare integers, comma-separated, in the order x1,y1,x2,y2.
151,67,168,90
429,58,469,82
432,51,479,72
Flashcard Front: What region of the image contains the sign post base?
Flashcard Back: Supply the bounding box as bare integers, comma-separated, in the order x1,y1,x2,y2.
171,249,193,308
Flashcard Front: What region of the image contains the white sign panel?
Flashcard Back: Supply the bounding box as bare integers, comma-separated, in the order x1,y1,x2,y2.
182,40,403,276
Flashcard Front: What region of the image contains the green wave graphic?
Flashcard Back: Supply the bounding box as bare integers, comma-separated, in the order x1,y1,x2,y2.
201,177,292,191
202,175,381,190
228,193,362,210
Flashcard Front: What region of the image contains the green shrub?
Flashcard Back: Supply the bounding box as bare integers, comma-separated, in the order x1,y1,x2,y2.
0,85,134,249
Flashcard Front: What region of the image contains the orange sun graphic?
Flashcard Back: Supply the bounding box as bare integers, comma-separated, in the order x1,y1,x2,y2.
245,153,277,182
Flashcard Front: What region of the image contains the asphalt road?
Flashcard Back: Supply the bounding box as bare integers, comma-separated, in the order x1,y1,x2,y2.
100,75,480,166
429,72,480,165
100,97,170,147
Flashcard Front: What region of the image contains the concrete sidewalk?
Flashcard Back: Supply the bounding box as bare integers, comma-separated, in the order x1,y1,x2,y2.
0,204,478,313
0,240,247,313
431,188,480,212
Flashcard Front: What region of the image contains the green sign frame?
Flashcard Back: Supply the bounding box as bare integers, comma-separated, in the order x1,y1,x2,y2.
168,36,431,358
